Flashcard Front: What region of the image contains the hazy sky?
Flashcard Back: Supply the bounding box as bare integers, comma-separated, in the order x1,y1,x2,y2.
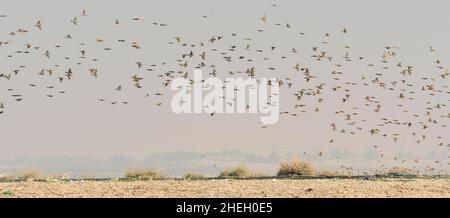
1,0,449,174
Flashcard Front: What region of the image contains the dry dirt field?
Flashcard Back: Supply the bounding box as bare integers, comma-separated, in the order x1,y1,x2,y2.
1,179,449,198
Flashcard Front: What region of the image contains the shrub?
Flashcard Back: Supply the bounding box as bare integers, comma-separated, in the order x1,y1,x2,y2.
219,166,252,178
183,172,206,180
0,175,15,182
277,160,315,176
125,168,166,179
17,169,43,181
316,170,340,177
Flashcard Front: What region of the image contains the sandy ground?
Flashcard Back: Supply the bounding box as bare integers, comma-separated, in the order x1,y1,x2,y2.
0,179,449,198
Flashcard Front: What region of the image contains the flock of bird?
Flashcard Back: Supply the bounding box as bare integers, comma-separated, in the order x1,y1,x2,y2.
0,4,449,174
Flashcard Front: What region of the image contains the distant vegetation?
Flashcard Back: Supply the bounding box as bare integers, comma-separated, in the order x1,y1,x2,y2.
17,169,43,181
0,169,71,182
386,167,417,176
125,168,166,180
0,175,14,182
219,166,253,178
183,172,206,180
1,161,449,182
316,170,340,177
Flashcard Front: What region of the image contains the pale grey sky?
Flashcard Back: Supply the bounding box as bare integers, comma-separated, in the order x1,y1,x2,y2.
0,0,449,175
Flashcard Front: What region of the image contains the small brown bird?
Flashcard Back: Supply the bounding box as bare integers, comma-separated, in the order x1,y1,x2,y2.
35,20,43,30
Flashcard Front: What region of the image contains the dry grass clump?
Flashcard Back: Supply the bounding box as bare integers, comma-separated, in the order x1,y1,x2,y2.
2,171,69,182
125,168,166,180
386,167,416,176
219,166,253,178
277,160,315,176
316,170,340,177
183,172,206,180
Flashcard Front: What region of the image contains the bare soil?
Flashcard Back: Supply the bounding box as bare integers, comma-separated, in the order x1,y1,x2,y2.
1,179,449,198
